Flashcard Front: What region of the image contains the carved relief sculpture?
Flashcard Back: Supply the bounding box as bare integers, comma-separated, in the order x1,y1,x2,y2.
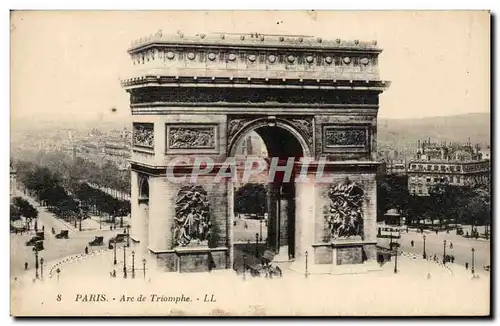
227,118,254,146
168,126,216,149
132,123,154,148
324,128,367,147
173,185,212,247
288,117,313,147
326,178,364,239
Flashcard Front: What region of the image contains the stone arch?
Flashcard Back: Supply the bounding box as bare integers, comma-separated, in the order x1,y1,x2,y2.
138,175,149,200
228,117,312,158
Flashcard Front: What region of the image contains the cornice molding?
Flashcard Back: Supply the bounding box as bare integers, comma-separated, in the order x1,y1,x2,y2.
129,31,382,54
122,76,390,90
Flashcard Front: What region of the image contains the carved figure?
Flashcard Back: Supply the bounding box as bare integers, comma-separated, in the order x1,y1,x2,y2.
173,185,211,246
325,129,366,147
169,127,215,149
133,123,154,148
326,178,364,239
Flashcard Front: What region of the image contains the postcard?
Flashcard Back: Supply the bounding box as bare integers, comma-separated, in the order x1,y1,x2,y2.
10,10,491,316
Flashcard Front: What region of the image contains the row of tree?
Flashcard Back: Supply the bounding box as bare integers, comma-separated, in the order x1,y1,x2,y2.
378,174,491,230
14,159,130,227
15,149,130,194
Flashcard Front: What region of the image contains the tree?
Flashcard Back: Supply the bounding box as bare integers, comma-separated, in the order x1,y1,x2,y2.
12,196,38,228
234,183,267,215
10,203,21,221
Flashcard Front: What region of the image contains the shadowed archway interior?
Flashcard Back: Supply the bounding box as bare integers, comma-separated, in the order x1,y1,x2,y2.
235,125,304,259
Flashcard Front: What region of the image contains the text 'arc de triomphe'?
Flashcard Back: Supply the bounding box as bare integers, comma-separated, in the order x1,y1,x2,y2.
121,31,390,274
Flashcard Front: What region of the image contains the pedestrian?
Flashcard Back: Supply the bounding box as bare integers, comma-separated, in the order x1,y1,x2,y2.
450,242,453,249
24,262,28,270
435,230,438,235
466,262,469,270
411,240,414,247
427,273,431,280
85,246,89,255
42,225,45,232
451,256,455,263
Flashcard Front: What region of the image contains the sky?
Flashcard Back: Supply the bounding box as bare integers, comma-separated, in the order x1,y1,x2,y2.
10,10,490,122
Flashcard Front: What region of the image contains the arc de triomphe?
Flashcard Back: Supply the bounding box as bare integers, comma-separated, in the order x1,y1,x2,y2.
121,32,390,274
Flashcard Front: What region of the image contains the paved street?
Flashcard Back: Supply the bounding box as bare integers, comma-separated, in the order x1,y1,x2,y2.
11,243,490,316
379,228,490,275
10,191,130,278
233,217,268,242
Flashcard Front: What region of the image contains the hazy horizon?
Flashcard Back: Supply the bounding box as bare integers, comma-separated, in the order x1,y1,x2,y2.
10,11,490,123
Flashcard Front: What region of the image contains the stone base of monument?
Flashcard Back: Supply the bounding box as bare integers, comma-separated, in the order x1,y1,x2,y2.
289,240,381,275
153,246,229,273
273,246,293,263
289,259,381,275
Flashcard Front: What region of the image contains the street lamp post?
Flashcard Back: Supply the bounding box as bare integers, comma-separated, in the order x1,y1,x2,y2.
123,245,127,278
423,235,427,259
142,258,147,280
471,248,475,275
305,251,309,278
40,258,44,280
255,233,259,257
259,219,263,242
243,254,247,281
132,250,135,279
443,240,447,264
394,248,398,274
127,225,131,247
389,229,393,249
113,241,117,265
34,249,39,279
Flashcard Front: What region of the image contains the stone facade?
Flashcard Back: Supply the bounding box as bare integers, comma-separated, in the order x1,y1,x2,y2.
122,32,389,273
408,139,490,196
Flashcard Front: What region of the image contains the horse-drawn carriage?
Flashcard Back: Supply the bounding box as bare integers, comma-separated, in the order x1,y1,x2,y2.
89,236,104,246
109,233,126,244
26,235,43,246
245,250,283,278
55,230,69,239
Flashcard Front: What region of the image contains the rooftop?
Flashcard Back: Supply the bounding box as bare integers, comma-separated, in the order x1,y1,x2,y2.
129,31,381,53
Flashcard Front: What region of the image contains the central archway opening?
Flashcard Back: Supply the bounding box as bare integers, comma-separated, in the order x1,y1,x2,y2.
232,124,304,263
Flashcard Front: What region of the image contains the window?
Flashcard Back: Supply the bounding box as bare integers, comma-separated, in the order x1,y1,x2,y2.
440,165,445,171
418,189,422,194
411,164,416,169
426,177,431,182
434,165,438,171
433,177,438,182
427,165,432,171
